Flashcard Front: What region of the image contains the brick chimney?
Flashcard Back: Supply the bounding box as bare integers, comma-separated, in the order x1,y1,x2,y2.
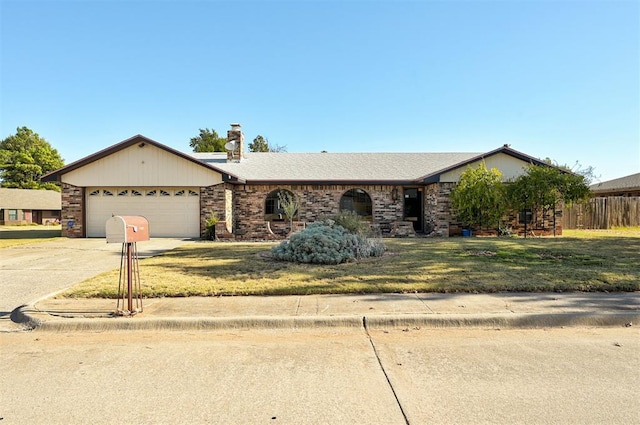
226,123,244,162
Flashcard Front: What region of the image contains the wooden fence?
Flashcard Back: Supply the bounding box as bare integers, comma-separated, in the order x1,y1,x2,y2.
563,196,640,229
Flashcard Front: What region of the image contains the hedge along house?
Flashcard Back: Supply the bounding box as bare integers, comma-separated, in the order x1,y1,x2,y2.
43,123,556,240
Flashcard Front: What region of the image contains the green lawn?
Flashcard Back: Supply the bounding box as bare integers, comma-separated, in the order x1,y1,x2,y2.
61,229,640,298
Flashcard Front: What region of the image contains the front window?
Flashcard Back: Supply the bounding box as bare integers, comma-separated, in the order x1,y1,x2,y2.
265,189,298,221
8,209,18,221
340,189,372,219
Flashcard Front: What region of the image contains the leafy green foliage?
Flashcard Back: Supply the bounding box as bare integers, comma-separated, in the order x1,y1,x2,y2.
249,135,269,152
450,162,506,229
204,211,220,240
0,126,64,191
507,165,591,227
189,128,227,152
249,135,287,152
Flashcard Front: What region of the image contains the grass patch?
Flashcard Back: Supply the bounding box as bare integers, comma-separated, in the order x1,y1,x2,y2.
0,225,62,248
61,230,640,298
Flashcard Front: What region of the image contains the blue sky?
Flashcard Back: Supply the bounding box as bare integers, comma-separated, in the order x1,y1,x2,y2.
1,0,638,182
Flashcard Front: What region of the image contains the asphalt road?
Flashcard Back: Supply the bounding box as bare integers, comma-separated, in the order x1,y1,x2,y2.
1,327,638,424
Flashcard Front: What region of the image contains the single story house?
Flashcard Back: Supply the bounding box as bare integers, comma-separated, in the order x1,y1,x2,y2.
590,173,640,197
42,124,557,240
0,188,61,225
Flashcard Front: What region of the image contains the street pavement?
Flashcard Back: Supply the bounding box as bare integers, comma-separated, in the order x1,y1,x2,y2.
1,327,638,424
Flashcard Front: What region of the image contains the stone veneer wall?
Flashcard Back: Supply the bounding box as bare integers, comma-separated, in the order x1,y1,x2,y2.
423,182,457,237
200,183,231,238
61,183,84,238
232,184,404,240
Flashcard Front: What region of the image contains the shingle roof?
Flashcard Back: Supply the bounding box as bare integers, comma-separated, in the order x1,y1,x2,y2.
0,188,61,210
193,152,482,183
41,133,551,186
590,173,640,194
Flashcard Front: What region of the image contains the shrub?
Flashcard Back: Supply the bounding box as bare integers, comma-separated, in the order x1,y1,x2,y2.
330,210,371,236
271,221,386,265
204,211,220,240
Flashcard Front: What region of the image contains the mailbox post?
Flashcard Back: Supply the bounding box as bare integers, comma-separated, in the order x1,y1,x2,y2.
106,216,149,315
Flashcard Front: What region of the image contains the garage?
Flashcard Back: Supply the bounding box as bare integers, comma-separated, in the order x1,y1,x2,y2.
86,187,200,238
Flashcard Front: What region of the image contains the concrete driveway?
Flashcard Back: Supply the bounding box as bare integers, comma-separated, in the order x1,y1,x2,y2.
0,238,191,318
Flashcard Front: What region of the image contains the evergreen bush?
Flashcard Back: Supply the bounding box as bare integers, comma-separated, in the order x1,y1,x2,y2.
271,220,386,265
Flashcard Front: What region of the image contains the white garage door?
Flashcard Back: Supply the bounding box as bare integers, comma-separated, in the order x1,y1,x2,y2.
86,188,200,238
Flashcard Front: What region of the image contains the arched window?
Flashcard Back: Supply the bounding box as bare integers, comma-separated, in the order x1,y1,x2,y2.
265,189,298,221
340,189,372,219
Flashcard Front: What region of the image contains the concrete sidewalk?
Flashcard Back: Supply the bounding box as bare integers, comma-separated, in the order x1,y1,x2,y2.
14,292,640,331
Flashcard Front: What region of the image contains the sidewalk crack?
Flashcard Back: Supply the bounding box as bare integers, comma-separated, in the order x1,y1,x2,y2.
363,316,411,425
414,293,435,313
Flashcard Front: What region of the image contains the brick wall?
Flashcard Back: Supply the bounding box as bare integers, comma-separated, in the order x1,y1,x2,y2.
232,184,405,240
423,182,457,237
200,183,233,238
427,181,562,237
61,183,84,237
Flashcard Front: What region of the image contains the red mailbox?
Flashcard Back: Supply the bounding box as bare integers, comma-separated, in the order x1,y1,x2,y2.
105,216,149,315
105,216,149,243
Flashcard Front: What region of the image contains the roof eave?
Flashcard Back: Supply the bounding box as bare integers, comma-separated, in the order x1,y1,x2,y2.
415,145,560,183
239,179,418,186
40,135,242,182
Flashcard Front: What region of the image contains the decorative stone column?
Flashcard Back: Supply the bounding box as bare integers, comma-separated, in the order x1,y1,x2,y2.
61,183,84,238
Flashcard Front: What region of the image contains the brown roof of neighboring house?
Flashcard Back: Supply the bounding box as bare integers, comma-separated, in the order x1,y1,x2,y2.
0,188,61,210
590,173,640,194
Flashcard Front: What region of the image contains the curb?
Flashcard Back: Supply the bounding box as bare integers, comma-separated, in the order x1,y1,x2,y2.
13,306,638,332
363,312,638,329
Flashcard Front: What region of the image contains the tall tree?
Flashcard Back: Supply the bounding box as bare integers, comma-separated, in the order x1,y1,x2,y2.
0,126,64,191
189,128,227,152
249,135,269,152
249,135,287,153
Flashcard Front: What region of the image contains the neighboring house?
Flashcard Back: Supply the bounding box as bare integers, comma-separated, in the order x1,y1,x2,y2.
590,173,640,197
0,188,61,225
42,124,556,240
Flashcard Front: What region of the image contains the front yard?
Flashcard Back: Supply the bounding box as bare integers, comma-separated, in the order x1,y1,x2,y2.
61,229,640,298
0,225,62,248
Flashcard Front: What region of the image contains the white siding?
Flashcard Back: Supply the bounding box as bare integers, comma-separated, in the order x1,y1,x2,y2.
86,188,200,238
440,153,533,182
61,144,222,187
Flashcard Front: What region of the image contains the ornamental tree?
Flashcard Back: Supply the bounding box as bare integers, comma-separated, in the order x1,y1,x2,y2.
506,164,591,231
450,162,507,230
